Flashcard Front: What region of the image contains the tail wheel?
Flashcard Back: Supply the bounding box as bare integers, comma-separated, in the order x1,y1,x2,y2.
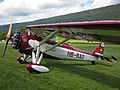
92,61,96,65
26,64,49,74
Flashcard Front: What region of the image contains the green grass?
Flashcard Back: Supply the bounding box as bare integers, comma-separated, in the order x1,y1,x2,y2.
0,43,120,90
57,36,100,44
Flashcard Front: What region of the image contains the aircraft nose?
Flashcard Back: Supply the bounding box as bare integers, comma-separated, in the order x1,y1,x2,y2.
11,31,21,49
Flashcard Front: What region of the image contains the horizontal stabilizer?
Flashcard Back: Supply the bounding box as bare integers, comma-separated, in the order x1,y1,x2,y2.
100,56,117,62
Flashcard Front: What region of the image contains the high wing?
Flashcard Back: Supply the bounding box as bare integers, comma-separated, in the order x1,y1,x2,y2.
26,21,120,44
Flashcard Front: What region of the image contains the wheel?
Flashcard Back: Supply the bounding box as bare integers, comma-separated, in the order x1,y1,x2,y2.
26,64,40,74
26,64,49,74
91,61,96,65
17,56,26,64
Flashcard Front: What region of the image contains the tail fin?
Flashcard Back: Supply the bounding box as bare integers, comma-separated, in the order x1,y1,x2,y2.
93,43,117,62
93,43,104,56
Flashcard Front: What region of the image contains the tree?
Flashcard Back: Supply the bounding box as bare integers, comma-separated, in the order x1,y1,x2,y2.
0,32,7,41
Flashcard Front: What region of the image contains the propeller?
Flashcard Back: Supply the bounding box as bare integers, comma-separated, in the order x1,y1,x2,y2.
2,16,14,58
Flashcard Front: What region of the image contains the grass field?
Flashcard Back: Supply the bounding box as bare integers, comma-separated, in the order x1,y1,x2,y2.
0,43,120,90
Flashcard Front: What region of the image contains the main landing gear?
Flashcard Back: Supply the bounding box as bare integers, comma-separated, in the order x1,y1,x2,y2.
26,39,49,73
26,52,49,74
17,54,49,74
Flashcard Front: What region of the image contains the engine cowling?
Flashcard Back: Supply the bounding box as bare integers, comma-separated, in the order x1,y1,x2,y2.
11,31,21,49
12,31,42,55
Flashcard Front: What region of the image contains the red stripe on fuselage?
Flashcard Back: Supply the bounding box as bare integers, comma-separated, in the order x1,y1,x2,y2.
60,43,93,56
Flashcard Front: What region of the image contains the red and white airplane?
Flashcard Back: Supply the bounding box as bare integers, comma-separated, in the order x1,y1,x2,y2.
3,17,120,74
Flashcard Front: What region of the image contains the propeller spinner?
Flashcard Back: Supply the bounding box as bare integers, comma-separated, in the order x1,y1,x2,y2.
2,16,14,58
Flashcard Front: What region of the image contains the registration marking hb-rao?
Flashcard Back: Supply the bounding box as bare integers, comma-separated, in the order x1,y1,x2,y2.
67,51,84,59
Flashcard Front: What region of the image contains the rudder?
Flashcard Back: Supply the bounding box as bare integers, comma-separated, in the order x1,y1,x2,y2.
93,43,104,56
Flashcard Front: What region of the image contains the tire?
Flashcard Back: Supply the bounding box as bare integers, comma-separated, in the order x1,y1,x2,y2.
92,61,96,65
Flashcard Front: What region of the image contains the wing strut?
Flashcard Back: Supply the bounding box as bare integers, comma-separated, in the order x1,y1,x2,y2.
38,29,59,47
26,29,59,50
36,34,75,64
44,35,75,53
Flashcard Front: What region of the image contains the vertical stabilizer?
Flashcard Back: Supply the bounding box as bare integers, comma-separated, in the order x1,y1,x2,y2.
93,43,104,56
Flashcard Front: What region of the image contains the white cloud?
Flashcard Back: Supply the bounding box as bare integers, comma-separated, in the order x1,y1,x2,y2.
110,0,120,4
92,0,111,8
0,0,120,25
91,0,120,8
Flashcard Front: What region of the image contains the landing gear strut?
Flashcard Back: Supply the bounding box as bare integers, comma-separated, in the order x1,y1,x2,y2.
26,40,49,73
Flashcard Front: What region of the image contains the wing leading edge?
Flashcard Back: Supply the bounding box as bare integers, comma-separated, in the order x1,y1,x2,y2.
26,21,120,44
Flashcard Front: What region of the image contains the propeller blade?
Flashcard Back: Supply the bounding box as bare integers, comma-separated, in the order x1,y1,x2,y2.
2,16,14,58
6,16,14,41
2,40,9,58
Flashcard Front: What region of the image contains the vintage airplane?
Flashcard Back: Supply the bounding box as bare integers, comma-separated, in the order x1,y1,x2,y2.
3,17,120,74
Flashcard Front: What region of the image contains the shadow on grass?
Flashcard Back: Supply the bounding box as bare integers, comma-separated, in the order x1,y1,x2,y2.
45,60,120,89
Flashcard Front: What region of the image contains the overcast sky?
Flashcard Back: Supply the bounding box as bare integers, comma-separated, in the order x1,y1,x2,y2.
0,0,120,25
